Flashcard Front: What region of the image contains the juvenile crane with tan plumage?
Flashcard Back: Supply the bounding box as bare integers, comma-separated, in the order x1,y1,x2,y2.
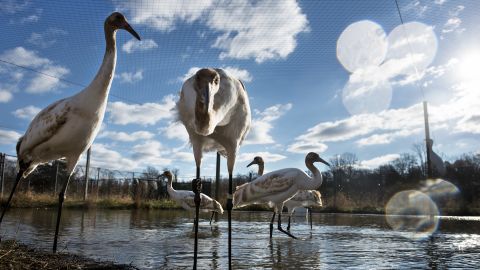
236,152,330,238
161,171,223,225
247,156,323,231
0,12,141,253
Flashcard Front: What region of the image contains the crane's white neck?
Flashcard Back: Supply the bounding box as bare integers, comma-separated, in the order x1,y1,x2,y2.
257,163,264,176
83,25,117,101
166,175,175,195
302,161,323,190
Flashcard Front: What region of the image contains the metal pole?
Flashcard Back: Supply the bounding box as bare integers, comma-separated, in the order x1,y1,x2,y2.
192,178,202,269
215,152,220,221
54,161,59,195
0,153,5,200
423,101,433,179
84,147,91,200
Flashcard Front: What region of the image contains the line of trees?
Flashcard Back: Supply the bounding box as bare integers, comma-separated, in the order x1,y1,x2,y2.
1,147,479,214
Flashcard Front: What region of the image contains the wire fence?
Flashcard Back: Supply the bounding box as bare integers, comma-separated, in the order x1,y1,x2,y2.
0,152,217,203
1,152,479,214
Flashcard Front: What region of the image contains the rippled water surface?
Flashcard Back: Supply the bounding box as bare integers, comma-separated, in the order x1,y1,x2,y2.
1,209,479,269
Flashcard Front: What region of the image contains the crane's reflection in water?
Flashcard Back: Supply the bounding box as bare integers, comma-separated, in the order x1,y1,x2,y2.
1,209,479,269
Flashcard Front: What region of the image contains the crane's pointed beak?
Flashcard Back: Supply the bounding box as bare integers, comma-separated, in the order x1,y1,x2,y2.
318,157,331,167
124,22,141,40
203,88,210,112
247,160,256,168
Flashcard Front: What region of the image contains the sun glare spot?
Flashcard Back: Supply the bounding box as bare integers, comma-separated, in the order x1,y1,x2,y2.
457,50,480,82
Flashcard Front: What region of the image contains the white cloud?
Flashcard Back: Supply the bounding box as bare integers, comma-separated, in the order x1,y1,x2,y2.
178,66,252,83
117,0,309,62
27,28,67,48
222,67,252,82
26,65,69,93
359,154,400,169
441,6,465,37
355,128,422,147
244,103,292,145
98,130,154,142
0,0,29,14
20,14,39,23
0,47,51,68
116,0,213,31
160,121,189,142
122,39,158,54
132,140,172,166
117,70,143,84
12,105,41,120
237,152,287,163
434,0,447,4
0,89,13,103
171,151,194,162
0,129,22,145
287,141,328,154
89,143,134,170
209,0,309,63
107,94,176,126
0,47,69,94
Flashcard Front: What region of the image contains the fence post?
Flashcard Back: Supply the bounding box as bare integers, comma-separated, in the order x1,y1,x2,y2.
84,148,91,200
0,153,5,200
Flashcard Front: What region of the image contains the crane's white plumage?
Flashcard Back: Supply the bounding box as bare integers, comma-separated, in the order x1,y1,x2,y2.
162,171,224,214
235,152,329,238
176,68,251,175
0,12,141,252
284,190,322,216
246,156,323,216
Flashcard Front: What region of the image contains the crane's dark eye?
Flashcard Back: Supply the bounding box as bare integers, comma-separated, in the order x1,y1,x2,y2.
214,78,219,84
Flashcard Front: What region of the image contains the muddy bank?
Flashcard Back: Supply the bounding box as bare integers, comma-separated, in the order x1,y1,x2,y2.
0,240,137,270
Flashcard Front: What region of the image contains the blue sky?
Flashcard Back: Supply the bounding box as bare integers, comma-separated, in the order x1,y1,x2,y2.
0,0,479,179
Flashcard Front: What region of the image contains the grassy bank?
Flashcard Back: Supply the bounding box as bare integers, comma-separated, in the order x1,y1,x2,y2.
1,192,183,210
3,192,478,215
0,240,137,269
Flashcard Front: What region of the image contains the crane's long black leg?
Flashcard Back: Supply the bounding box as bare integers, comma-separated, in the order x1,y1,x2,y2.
209,211,215,225
309,207,313,230
287,215,291,231
53,173,72,253
270,212,276,238
227,172,233,270
277,213,297,239
0,170,23,230
192,178,202,270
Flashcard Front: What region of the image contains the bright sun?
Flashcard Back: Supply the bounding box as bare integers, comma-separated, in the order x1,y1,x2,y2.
457,50,480,82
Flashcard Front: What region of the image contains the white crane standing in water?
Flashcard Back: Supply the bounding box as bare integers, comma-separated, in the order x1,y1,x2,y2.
177,67,251,267
247,156,323,231
236,152,330,238
0,12,141,253
161,171,224,225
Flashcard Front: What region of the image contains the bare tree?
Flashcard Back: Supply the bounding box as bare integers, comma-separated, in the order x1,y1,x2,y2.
412,142,426,177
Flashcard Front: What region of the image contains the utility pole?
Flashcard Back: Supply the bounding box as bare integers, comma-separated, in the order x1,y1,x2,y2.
0,153,5,200
423,101,433,179
83,147,91,200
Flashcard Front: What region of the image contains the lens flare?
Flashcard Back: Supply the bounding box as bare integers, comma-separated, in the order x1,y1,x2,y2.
420,178,460,200
385,190,439,240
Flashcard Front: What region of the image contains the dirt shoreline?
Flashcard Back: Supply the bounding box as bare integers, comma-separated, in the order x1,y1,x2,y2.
0,240,138,270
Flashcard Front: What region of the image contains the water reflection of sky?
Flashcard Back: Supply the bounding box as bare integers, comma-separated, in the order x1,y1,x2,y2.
1,209,479,269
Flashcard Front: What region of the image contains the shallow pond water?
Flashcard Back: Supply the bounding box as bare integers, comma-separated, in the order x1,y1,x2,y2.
1,208,479,269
